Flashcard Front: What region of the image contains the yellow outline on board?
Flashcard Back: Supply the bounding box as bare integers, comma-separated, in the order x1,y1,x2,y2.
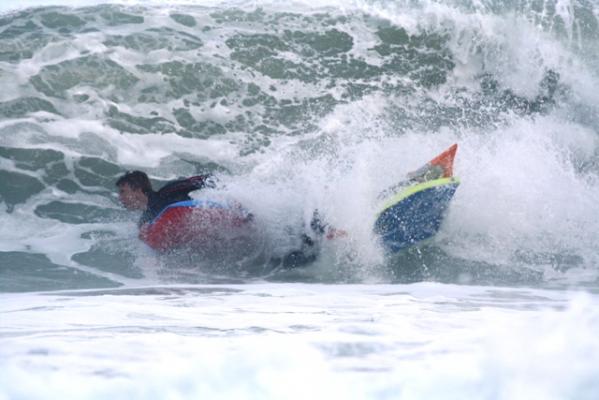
377,177,460,217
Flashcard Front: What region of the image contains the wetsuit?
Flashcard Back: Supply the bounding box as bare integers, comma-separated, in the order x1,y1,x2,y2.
139,175,213,227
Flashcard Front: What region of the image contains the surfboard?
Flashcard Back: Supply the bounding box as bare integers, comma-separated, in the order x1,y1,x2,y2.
374,144,460,253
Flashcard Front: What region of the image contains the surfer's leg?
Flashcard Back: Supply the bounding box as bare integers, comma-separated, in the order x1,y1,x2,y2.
309,209,327,235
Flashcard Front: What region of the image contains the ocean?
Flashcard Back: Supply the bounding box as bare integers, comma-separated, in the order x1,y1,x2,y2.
1,0,598,398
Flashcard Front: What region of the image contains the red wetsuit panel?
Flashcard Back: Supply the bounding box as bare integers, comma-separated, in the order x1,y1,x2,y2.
140,205,251,252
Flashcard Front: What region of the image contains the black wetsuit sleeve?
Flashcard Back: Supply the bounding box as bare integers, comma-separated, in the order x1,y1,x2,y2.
157,175,214,198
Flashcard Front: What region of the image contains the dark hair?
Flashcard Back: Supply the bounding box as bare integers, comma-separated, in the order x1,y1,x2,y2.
115,170,153,193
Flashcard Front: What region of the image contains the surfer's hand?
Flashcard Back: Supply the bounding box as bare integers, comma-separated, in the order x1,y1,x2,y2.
326,228,347,240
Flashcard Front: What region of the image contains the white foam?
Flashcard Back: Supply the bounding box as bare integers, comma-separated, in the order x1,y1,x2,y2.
1,284,598,399
439,116,599,272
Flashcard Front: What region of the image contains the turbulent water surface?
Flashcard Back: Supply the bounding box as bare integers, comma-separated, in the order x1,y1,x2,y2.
1,0,598,398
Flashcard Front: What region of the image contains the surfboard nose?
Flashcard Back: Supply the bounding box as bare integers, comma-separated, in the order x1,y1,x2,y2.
428,143,457,178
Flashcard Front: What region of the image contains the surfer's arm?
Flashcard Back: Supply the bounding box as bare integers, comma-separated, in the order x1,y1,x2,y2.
158,175,215,197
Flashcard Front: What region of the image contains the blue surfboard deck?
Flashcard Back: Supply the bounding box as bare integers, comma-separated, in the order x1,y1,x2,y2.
374,177,460,253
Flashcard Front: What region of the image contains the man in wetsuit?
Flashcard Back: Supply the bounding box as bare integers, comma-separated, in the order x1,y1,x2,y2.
117,170,344,267
116,170,213,227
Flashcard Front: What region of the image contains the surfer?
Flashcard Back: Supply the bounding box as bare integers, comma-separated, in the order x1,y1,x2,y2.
116,170,214,228
116,170,345,268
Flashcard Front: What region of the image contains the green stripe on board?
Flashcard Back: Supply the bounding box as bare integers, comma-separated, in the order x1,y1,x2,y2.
377,177,460,216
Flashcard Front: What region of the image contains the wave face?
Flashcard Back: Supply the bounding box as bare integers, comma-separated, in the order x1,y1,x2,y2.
0,1,598,291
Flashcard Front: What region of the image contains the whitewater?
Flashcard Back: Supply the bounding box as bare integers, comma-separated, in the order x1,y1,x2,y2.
1,0,598,398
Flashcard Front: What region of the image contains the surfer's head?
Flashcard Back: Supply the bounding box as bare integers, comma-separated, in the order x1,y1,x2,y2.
116,170,152,210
